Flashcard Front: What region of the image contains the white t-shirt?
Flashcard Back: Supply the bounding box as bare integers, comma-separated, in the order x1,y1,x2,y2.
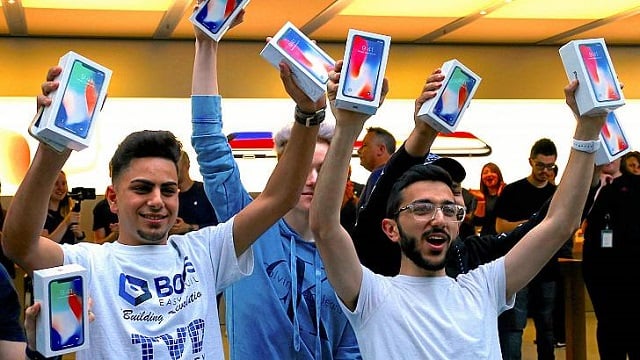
62,217,253,360
340,257,513,360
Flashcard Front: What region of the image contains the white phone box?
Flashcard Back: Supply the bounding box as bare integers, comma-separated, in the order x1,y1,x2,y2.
595,111,631,166
559,38,625,116
190,0,250,42
261,22,335,101
33,264,89,357
417,59,482,134
335,29,391,115
29,51,111,152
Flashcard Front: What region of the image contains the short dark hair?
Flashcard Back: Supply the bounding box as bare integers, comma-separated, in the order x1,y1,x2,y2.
530,138,557,158
386,164,453,218
109,130,182,182
367,127,396,155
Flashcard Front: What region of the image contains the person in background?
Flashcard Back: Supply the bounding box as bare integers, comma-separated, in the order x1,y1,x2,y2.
170,150,218,235
583,154,640,359
470,162,506,236
43,171,85,244
495,138,564,360
460,186,478,239
341,166,360,235
0,264,26,359
356,127,396,210
92,187,119,244
621,150,640,176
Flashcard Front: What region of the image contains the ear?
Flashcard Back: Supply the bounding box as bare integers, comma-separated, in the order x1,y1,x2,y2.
105,185,118,214
382,218,400,244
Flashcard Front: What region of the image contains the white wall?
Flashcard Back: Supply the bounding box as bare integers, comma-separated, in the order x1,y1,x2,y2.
1,97,639,196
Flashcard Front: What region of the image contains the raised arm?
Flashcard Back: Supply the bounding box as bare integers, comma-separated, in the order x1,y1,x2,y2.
504,80,605,298
1,67,67,274
310,60,388,310
190,10,322,256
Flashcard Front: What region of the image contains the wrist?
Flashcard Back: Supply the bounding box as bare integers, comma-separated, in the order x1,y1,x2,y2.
294,105,326,127
26,346,50,360
571,138,600,153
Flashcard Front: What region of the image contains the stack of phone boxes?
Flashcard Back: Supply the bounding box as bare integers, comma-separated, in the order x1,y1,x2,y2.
261,22,335,101
417,59,482,134
29,51,111,152
33,264,89,357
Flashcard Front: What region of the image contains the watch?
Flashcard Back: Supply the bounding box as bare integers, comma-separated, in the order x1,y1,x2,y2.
572,138,600,153
294,106,326,127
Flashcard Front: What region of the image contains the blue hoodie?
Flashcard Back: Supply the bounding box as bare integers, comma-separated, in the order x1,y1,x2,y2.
191,95,360,360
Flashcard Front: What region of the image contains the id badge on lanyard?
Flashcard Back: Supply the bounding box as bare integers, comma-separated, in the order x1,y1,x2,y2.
601,213,613,248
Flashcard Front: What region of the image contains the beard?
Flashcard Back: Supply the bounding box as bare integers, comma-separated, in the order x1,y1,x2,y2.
397,223,448,272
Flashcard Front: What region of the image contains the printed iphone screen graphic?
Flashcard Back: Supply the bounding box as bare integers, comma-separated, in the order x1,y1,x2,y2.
195,0,241,34
579,43,621,102
49,276,84,351
601,112,628,156
342,35,385,101
54,60,106,139
276,28,334,83
433,67,476,126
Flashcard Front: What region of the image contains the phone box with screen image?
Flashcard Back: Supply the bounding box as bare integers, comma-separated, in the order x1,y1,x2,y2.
417,59,481,134
190,0,250,42
30,51,111,152
33,264,89,357
335,29,391,115
559,38,625,116
595,111,631,166
261,22,335,101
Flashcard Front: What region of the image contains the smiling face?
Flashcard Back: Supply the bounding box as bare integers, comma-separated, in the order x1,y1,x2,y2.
51,172,69,203
389,180,460,275
107,157,179,246
481,165,499,189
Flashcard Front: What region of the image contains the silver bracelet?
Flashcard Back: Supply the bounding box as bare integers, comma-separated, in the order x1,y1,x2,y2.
571,138,600,153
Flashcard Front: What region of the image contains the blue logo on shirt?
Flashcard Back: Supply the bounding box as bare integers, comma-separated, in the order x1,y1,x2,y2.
119,274,152,306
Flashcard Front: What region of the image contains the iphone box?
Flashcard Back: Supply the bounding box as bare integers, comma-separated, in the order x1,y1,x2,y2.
559,38,625,116
595,111,631,166
190,0,250,42
261,22,335,101
33,264,89,357
30,51,111,152
335,29,391,115
417,59,481,134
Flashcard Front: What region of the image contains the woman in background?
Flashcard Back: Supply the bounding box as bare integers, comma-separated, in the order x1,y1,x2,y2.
471,162,506,236
42,171,85,244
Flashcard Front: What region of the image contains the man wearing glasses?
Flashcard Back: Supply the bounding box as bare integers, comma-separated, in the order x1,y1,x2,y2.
310,65,604,358
494,138,568,360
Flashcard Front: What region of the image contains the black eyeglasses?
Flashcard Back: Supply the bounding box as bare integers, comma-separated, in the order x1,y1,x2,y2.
395,202,466,223
532,162,557,171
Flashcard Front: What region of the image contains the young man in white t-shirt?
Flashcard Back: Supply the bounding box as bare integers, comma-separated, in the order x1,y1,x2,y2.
2,39,321,360
309,61,606,359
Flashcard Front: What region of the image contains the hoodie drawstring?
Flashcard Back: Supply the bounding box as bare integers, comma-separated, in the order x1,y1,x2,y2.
290,235,301,352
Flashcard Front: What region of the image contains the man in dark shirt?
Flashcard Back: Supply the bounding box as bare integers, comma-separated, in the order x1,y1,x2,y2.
170,151,218,235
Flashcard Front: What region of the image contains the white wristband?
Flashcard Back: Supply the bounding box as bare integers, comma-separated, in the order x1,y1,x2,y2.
572,139,600,153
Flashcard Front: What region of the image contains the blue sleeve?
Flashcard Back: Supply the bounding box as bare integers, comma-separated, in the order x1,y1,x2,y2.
191,95,253,222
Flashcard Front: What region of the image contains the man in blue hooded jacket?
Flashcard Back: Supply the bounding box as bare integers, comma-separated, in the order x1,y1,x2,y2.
189,9,361,359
